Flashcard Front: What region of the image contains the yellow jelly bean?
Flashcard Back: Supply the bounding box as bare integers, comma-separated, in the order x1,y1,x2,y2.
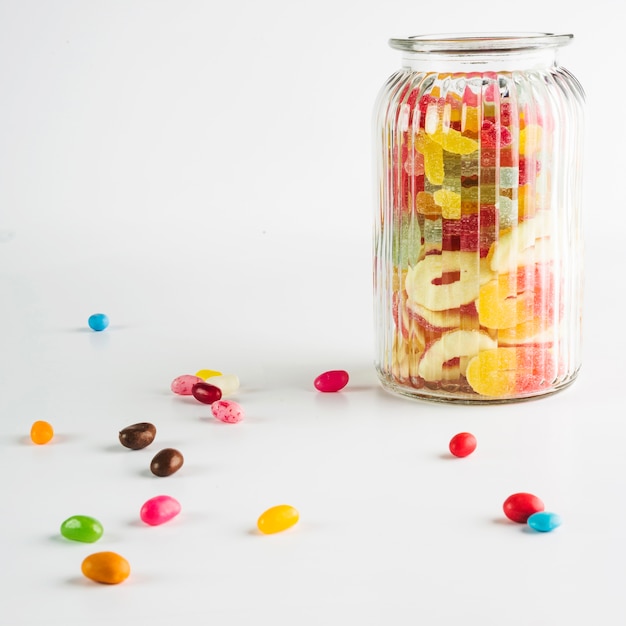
30,420,54,445
195,369,222,379
433,189,461,219
81,551,130,585
257,504,299,534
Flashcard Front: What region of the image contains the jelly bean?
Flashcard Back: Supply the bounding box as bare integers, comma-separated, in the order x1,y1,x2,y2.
60,515,103,543
170,374,204,395
191,382,222,405
30,420,54,445
140,495,181,526
81,551,130,585
503,492,544,523
118,422,156,450
527,511,562,533
211,399,245,424
314,370,349,392
206,374,240,397
195,368,222,380
257,504,299,534
448,432,477,458
88,313,109,332
150,448,184,477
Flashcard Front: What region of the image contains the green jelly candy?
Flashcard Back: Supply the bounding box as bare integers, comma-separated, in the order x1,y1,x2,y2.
60,515,104,543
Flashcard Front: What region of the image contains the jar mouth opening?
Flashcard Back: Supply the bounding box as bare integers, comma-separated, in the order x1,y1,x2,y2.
389,32,573,53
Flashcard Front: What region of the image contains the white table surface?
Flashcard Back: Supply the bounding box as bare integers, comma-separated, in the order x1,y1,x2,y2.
1,2,624,625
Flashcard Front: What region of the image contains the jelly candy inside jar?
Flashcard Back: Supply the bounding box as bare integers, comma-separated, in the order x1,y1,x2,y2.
374,37,584,403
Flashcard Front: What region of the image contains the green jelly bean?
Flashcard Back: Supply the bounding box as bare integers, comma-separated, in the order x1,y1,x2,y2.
60,515,103,543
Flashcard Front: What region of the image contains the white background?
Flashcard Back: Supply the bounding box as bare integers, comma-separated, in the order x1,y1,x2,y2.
1,1,624,625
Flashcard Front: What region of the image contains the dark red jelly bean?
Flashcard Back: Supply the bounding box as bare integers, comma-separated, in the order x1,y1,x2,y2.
448,432,477,458
503,492,545,523
191,382,222,405
314,370,349,393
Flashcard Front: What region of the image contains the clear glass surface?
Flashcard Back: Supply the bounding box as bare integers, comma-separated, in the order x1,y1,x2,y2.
373,33,585,403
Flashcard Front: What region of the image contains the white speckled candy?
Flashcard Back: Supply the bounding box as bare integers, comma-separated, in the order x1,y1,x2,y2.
207,374,240,397
211,399,244,424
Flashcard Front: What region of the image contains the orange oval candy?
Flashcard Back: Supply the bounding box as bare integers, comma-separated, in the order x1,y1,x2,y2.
30,420,54,445
81,551,131,585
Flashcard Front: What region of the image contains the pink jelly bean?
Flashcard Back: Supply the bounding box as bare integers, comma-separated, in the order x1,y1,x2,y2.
314,370,349,392
140,495,181,526
171,374,204,395
211,399,244,424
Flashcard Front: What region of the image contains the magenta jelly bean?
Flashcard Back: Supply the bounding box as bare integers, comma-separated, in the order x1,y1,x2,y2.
191,382,222,405
314,369,349,392
211,399,244,423
140,495,181,526
171,374,204,395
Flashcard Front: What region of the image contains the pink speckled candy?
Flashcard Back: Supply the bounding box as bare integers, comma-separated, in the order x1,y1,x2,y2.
140,495,181,526
211,399,244,423
171,374,204,395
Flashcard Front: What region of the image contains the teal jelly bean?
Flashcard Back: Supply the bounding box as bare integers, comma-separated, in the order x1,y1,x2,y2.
527,511,562,533
60,515,104,543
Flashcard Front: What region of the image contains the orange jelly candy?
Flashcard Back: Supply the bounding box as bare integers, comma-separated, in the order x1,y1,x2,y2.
466,347,556,398
30,420,54,445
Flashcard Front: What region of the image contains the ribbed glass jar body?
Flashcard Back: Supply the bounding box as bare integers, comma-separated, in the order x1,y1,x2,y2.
373,34,585,403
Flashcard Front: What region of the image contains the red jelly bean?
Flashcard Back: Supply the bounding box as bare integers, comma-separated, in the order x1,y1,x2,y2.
191,382,222,405
448,432,477,458
314,370,349,393
503,492,545,523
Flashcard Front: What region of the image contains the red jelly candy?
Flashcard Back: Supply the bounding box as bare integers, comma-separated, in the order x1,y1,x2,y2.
448,432,477,458
503,492,545,523
191,382,222,405
314,370,349,393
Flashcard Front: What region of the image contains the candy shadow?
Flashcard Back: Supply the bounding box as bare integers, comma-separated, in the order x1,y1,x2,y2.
491,517,516,526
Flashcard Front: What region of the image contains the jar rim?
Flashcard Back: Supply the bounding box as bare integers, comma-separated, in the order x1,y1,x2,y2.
388,32,573,53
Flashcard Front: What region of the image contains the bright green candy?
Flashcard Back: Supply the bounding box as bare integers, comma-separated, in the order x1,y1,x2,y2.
60,515,103,543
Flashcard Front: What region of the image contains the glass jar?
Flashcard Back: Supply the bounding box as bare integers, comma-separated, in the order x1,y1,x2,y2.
373,33,585,403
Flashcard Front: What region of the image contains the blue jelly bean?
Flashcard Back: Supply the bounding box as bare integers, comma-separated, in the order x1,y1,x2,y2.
527,511,562,533
88,313,109,332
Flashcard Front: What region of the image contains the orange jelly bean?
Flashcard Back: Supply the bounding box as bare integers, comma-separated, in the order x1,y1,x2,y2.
257,504,299,534
81,551,130,585
30,420,54,445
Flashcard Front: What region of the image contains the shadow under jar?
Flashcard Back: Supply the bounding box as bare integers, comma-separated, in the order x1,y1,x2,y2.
373,33,585,403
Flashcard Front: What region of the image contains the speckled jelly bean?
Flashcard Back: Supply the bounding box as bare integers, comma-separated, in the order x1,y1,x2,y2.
211,399,244,423
448,432,477,458
527,511,562,533
140,495,181,526
195,369,222,380
88,313,109,331
314,370,349,392
191,382,222,405
30,420,54,445
81,551,130,585
257,504,299,534
503,492,545,523
118,422,156,450
150,448,184,477
60,515,103,543
207,374,240,397
170,374,204,395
